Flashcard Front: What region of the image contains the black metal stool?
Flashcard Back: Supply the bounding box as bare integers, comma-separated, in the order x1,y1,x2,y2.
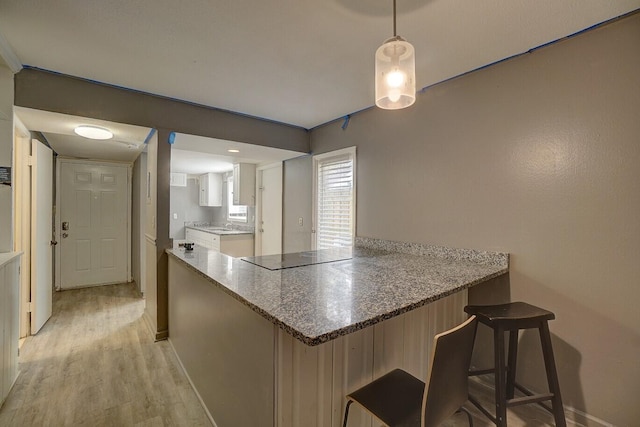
464,302,566,427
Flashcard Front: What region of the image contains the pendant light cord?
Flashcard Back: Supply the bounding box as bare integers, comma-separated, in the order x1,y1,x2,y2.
393,0,397,37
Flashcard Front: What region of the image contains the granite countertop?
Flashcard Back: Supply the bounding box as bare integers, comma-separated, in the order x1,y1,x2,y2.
166,237,509,346
185,225,254,236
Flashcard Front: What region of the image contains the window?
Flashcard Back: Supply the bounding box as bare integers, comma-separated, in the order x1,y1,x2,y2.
227,176,247,222
313,147,356,250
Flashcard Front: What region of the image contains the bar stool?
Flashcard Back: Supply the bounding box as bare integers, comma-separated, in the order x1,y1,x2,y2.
464,302,566,427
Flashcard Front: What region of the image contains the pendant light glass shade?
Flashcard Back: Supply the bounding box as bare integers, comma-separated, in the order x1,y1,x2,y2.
375,36,416,109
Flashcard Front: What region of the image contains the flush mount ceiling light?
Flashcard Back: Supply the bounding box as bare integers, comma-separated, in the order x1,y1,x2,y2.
74,125,113,140
228,149,240,153
375,0,416,110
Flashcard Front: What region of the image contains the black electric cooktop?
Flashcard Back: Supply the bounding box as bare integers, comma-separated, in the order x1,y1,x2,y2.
241,247,352,270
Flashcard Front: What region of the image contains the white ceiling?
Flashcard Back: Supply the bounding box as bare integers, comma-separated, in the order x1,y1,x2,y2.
1,1,639,129
14,107,152,163
171,133,306,175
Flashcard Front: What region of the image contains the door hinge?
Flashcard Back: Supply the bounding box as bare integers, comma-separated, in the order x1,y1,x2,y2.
26,301,33,313
27,155,34,166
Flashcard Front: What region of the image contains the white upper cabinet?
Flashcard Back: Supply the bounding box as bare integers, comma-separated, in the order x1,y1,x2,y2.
233,163,256,206
199,173,223,207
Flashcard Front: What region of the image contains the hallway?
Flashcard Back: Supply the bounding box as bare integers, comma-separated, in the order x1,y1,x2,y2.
0,283,211,426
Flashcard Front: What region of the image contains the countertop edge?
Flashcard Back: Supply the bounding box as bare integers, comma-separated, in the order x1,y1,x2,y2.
298,267,509,346
166,248,509,347
184,225,254,236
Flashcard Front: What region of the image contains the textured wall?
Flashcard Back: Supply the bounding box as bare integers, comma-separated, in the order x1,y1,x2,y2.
310,13,640,426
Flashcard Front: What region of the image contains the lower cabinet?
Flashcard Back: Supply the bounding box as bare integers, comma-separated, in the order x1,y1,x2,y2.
185,228,220,251
185,229,254,257
1,253,21,407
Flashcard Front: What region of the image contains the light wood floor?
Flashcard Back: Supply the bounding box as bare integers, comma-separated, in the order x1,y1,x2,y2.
0,282,575,427
0,283,212,426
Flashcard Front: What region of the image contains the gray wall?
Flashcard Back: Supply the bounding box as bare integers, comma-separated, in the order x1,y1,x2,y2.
309,14,640,425
283,155,313,253
14,68,309,153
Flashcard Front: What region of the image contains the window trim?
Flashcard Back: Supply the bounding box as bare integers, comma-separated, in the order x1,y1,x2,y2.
312,146,357,250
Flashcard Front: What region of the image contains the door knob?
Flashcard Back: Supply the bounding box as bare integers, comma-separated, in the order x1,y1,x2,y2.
62,233,69,238
50,240,58,246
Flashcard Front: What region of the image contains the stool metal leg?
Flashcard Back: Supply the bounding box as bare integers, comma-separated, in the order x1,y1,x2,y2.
494,326,507,427
506,330,519,400
342,400,353,427
539,323,567,427
458,406,474,427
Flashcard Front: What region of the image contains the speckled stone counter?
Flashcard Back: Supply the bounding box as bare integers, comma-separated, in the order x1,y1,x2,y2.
166,237,508,346
185,225,254,236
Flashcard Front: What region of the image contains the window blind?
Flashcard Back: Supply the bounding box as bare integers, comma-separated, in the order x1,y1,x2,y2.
316,154,354,249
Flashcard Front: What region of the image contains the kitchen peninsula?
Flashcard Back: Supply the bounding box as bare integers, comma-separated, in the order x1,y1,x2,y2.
167,237,508,426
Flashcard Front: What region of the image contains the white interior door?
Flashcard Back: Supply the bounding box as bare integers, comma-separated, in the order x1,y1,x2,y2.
59,161,129,289
256,164,282,256
30,139,53,334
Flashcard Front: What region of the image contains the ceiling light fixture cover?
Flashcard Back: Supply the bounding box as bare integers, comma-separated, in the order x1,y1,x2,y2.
74,125,114,140
375,0,416,110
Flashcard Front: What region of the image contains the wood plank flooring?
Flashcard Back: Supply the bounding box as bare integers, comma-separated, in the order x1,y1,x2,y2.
0,282,578,426
0,283,211,426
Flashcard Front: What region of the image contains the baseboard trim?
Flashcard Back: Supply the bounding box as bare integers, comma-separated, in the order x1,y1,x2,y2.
469,375,614,427
167,338,218,427
563,406,614,427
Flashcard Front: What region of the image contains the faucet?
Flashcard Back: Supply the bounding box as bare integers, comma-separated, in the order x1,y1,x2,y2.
225,222,233,230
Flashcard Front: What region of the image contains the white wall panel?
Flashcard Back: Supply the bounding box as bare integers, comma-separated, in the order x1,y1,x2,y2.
275,290,467,427
0,254,21,405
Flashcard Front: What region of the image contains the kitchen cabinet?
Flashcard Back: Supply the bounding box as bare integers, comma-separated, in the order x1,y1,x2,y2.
199,173,222,207
185,228,254,257
1,253,20,407
186,228,220,251
232,163,256,206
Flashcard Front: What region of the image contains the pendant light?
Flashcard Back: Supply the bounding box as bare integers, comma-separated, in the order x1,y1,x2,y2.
375,0,416,109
